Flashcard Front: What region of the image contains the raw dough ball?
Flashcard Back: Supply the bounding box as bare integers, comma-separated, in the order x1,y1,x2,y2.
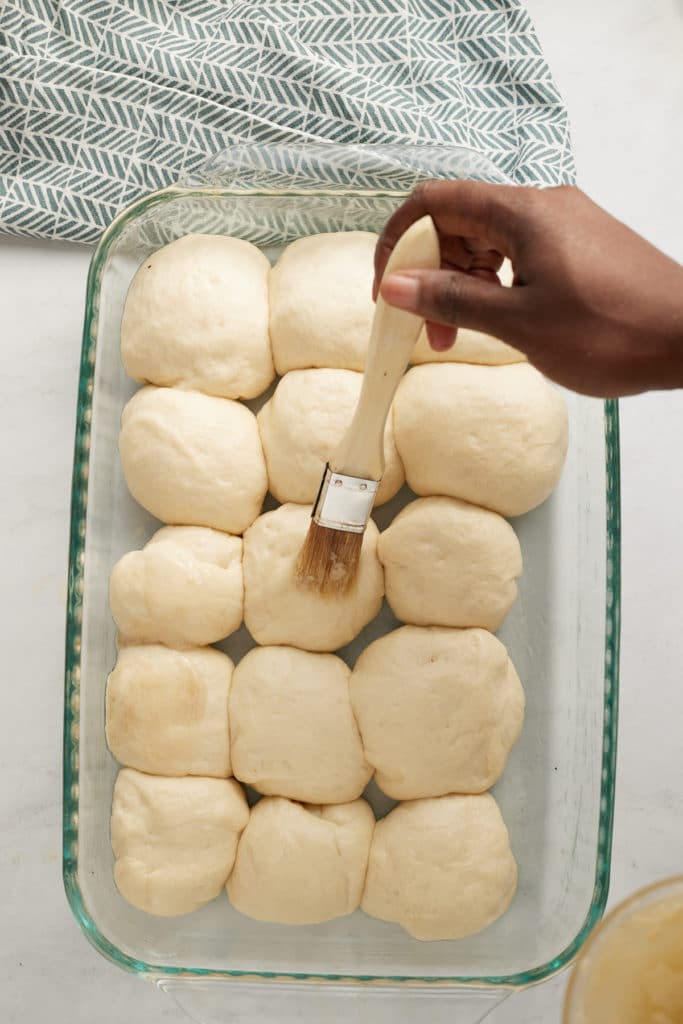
243,503,384,651
121,234,274,399
350,626,524,798
269,232,377,373
362,793,517,940
111,768,248,916
227,796,374,924
258,368,404,506
394,363,568,517
106,644,233,778
119,386,267,534
110,525,243,647
377,497,522,630
230,646,372,803
412,260,525,366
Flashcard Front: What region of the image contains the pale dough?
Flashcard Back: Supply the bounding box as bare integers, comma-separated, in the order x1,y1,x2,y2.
412,260,525,366
121,234,274,400
227,796,375,924
106,644,233,778
230,646,372,803
393,362,568,517
257,368,404,506
119,386,267,534
362,793,517,941
350,626,524,798
269,232,377,373
111,768,248,917
110,525,243,647
243,503,384,651
377,497,522,630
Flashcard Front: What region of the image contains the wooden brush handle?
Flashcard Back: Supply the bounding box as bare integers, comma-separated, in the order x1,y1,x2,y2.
332,214,440,480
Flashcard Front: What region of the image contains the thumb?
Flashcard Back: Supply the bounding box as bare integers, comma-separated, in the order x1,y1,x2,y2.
380,268,522,342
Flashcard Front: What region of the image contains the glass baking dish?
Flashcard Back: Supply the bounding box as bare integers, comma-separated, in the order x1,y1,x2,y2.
63,144,620,1024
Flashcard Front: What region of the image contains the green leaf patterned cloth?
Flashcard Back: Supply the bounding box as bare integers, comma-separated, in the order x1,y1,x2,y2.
0,0,574,242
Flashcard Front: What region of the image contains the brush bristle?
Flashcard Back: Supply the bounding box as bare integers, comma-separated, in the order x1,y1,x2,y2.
295,520,364,594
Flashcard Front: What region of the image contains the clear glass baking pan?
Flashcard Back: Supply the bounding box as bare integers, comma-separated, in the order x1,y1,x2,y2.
63,144,620,1024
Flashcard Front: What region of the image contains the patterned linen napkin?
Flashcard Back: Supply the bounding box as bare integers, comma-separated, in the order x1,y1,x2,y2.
0,0,574,242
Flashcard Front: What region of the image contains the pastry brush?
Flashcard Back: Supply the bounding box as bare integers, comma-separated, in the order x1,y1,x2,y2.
296,214,440,593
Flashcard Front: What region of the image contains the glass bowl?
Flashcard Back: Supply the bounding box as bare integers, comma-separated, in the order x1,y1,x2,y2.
563,876,683,1024
63,143,620,1023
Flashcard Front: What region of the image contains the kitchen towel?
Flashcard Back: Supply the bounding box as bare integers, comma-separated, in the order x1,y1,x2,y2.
0,0,574,242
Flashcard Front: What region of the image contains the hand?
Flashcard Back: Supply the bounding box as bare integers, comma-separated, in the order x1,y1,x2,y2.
374,181,683,397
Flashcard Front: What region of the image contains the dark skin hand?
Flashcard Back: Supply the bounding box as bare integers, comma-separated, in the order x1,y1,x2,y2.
374,181,683,398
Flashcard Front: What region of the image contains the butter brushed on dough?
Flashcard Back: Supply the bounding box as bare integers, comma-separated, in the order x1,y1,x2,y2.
106,644,233,778
243,503,384,652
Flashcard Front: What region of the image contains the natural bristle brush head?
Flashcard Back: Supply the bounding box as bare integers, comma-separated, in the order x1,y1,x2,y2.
295,465,377,593
295,520,363,594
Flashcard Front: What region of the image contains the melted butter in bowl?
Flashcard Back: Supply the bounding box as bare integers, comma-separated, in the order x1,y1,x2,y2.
565,877,683,1024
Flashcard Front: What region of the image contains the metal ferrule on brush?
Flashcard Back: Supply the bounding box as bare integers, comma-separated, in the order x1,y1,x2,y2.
312,464,380,533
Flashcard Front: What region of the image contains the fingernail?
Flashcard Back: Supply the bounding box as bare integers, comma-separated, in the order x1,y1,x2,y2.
381,273,420,311
431,336,455,352
427,323,457,352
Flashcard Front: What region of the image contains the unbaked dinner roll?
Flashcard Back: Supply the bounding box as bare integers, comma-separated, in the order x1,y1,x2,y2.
243,503,384,651
377,497,522,630
393,363,568,517
106,644,233,778
257,368,404,506
350,626,524,799
269,232,377,373
121,234,274,399
119,386,267,534
362,793,517,940
227,796,374,924
412,260,525,365
110,525,243,647
230,646,372,803
111,769,248,917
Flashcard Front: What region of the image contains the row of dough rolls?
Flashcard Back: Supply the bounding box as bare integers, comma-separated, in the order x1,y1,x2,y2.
120,231,524,404
110,501,523,651
112,769,516,941
119,359,568,540
107,628,523,799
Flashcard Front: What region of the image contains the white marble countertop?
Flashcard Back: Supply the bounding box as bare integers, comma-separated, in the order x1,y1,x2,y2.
1,1,681,1020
